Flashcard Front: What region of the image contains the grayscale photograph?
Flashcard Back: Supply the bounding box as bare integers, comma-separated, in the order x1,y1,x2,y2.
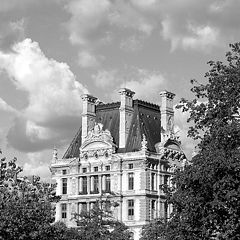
0,1,239,239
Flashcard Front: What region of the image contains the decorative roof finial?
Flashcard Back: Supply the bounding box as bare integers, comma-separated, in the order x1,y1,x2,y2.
141,134,148,151
52,146,58,162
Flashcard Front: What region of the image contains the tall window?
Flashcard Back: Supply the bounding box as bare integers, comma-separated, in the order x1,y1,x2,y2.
105,174,111,192
82,176,87,194
151,200,156,219
81,203,87,213
128,173,134,190
93,176,99,193
128,200,134,220
62,178,67,194
164,202,168,219
151,173,155,191
61,203,67,219
164,175,168,186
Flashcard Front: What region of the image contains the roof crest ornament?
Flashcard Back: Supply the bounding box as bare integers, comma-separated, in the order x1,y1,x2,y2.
80,122,116,154
52,146,58,163
141,134,148,151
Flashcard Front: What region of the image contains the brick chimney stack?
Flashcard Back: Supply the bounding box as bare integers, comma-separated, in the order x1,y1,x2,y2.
119,88,135,149
81,94,97,143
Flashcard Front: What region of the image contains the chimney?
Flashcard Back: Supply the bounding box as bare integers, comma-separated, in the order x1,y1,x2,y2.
119,88,135,149
81,94,97,143
159,90,175,133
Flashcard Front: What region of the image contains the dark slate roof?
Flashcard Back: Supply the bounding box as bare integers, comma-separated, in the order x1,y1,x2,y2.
62,127,82,159
125,100,161,153
63,100,161,158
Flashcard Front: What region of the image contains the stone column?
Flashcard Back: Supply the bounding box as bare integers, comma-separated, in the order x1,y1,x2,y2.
55,203,61,221
72,177,76,195
99,175,102,194
79,177,83,193
87,176,90,194
91,176,94,192
68,203,71,222
56,178,61,195
78,202,82,214
102,175,106,192
68,178,72,195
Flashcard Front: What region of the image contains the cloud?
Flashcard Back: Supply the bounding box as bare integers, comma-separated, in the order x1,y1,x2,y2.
0,19,25,50
174,106,195,160
78,50,100,68
65,0,111,46
61,0,240,56
62,0,158,66
108,1,154,36
0,98,18,114
159,0,240,51
23,151,52,181
0,0,38,12
120,35,144,52
162,19,219,52
0,38,87,152
122,68,166,103
91,69,118,88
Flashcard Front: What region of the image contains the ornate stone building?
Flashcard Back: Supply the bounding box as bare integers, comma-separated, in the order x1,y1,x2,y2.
50,88,187,240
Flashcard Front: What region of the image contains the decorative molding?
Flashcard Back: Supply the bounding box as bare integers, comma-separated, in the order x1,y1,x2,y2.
80,123,116,160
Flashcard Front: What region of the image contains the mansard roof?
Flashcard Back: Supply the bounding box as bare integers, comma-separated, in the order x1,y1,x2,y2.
63,100,161,159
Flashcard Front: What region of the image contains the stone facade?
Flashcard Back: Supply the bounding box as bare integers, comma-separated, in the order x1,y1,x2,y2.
50,88,187,240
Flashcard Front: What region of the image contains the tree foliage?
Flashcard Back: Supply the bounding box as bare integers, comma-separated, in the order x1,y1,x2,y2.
73,200,132,240
140,219,167,240
0,152,62,240
166,43,240,239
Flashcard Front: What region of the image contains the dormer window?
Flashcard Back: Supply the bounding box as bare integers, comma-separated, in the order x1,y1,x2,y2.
94,167,98,172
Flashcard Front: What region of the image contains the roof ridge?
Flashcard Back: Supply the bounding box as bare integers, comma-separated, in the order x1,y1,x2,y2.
96,101,120,110
134,99,159,110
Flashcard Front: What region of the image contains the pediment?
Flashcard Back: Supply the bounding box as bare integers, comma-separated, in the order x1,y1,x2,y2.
82,141,112,151
80,123,116,160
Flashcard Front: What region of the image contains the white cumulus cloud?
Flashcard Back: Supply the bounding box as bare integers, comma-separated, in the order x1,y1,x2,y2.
78,50,100,68
0,38,88,152
124,69,166,102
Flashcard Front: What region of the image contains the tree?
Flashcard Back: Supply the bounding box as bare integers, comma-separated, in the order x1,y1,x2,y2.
74,200,132,240
46,221,80,240
140,219,167,240
166,43,240,239
0,152,62,240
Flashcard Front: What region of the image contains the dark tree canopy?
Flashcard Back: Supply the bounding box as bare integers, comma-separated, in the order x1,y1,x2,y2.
74,200,132,240
0,153,61,240
166,43,240,240
140,219,167,240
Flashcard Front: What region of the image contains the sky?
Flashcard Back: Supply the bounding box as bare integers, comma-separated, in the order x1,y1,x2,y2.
0,0,240,181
